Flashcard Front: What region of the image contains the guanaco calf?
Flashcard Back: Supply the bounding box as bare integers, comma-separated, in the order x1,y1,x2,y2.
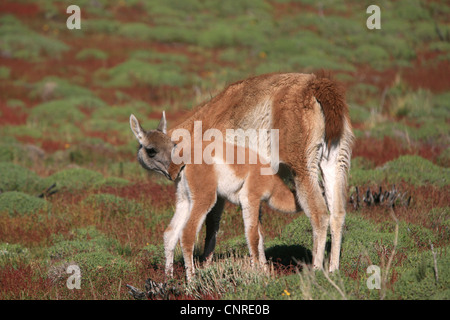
130,113,299,280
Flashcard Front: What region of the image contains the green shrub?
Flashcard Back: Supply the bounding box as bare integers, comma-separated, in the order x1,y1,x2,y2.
118,22,154,40
0,162,46,193
1,124,43,140
317,14,362,38
28,100,85,127
47,226,130,278
0,243,30,267
0,143,22,162
392,0,431,21
139,244,165,266
0,15,69,60
76,48,108,60
129,50,189,64
82,118,131,135
436,148,450,167
91,105,147,122
0,66,10,79
186,255,272,299
351,157,376,170
45,168,104,191
108,161,149,180
82,19,120,34
349,104,372,123
29,77,97,100
350,155,449,187
83,193,144,216
429,41,450,53
196,22,236,48
102,59,189,87
383,155,449,187
406,119,449,142
138,25,197,44
93,177,130,188
394,252,449,299
71,251,130,277
48,226,118,259
433,92,450,119
0,191,50,216
349,166,385,187
353,44,390,70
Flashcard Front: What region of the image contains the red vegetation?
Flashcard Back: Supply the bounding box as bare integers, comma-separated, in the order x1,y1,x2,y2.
41,139,67,153
352,136,443,167
15,136,68,153
403,55,450,93
0,263,53,299
99,181,176,208
0,213,71,247
0,102,27,125
0,2,40,17
349,183,450,242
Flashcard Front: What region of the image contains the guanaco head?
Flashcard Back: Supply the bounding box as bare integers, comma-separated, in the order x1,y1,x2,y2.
130,112,179,180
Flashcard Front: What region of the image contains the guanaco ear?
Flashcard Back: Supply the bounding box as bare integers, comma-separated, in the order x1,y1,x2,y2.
130,114,145,143
156,111,167,134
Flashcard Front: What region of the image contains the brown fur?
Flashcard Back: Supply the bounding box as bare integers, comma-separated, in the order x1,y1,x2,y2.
302,73,348,146
177,142,300,276
132,72,354,276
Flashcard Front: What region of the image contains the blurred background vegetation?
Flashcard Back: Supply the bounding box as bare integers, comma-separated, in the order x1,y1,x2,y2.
0,0,449,175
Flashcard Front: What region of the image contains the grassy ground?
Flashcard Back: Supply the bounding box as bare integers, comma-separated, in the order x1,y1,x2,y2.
0,0,449,300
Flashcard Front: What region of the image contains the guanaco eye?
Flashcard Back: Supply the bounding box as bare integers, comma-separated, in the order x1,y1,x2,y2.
145,147,157,158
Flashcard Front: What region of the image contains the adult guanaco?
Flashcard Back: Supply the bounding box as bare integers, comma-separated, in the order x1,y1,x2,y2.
130,72,353,279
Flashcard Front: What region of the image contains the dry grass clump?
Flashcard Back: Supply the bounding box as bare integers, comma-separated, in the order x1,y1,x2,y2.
185,255,274,299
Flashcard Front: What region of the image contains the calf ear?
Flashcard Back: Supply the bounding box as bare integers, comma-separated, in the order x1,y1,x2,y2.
130,114,145,143
157,111,167,134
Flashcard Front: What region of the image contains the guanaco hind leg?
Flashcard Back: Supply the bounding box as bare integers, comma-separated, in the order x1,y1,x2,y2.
293,145,329,270
239,189,267,268
179,185,218,281
321,124,352,272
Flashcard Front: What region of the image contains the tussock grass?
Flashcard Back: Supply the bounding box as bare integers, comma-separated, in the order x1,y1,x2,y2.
0,15,69,60
45,167,103,191
100,59,189,87
185,255,274,299
0,162,46,194
350,155,449,187
0,191,50,216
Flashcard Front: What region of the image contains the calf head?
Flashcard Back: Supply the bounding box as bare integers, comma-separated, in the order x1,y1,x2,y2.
130,112,179,180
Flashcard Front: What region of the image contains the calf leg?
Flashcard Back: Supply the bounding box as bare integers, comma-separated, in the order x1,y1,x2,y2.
164,197,190,278
180,195,218,281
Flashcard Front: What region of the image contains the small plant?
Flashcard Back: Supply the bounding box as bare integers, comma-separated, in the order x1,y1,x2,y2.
0,243,30,267
0,191,50,216
350,155,449,187
185,255,273,299
47,226,131,281
0,162,46,194
83,193,144,216
45,167,104,191
102,59,189,88
0,15,69,60
28,100,86,127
